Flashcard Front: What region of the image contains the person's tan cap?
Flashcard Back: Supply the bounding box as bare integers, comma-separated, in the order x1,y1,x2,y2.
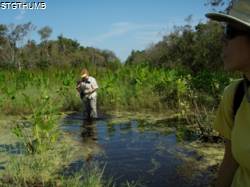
81,73,88,78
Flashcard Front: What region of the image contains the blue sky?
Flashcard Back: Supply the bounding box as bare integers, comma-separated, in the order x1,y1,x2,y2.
0,0,213,62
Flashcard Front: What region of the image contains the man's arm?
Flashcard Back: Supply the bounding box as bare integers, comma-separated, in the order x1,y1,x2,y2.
84,78,98,95
84,87,98,95
215,139,239,187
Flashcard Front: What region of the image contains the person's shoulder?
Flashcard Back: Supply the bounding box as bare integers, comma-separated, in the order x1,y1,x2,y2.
223,79,243,100
224,79,242,93
88,76,96,81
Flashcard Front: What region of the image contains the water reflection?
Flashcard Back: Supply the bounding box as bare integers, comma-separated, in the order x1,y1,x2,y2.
81,120,99,163
81,120,98,141
61,113,210,187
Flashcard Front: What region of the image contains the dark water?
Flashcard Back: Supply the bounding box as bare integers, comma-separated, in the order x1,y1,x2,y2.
61,113,205,187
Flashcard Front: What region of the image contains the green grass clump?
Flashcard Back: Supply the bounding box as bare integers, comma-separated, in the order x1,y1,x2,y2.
0,65,231,115
1,152,110,187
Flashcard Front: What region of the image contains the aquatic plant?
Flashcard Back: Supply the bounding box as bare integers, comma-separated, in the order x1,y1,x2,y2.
11,92,60,154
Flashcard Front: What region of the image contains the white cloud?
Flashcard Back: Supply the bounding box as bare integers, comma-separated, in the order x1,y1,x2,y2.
15,9,26,20
15,0,26,20
80,19,204,61
90,21,171,44
135,31,162,45
93,22,132,42
93,20,193,43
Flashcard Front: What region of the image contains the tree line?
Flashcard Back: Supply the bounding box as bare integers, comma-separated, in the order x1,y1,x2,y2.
0,23,121,70
0,20,225,73
125,21,224,74
125,0,231,73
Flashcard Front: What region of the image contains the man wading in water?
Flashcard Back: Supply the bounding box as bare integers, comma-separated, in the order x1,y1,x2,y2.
76,68,99,120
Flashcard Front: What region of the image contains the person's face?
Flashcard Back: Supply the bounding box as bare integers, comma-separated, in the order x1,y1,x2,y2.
222,24,250,72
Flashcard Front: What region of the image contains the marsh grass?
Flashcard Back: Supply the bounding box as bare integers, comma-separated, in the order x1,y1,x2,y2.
1,152,135,187
0,65,230,115
1,152,110,187
60,163,111,187
0,127,112,187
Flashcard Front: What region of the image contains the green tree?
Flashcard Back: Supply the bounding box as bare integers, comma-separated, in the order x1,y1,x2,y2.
125,20,223,73
38,26,52,42
0,24,8,67
7,22,35,70
38,26,53,61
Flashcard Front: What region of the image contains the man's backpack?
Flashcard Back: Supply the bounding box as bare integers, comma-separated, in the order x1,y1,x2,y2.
233,78,250,121
76,80,85,99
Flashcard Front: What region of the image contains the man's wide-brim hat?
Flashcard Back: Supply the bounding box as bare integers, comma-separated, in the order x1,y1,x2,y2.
206,0,250,29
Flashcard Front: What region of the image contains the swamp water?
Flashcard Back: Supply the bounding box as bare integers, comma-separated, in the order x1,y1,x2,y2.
61,113,219,187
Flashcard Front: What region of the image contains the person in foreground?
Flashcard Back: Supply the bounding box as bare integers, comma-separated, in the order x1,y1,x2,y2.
206,0,250,186
76,68,98,120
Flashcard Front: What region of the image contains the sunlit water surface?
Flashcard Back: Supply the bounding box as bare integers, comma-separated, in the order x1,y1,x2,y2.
61,113,209,187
